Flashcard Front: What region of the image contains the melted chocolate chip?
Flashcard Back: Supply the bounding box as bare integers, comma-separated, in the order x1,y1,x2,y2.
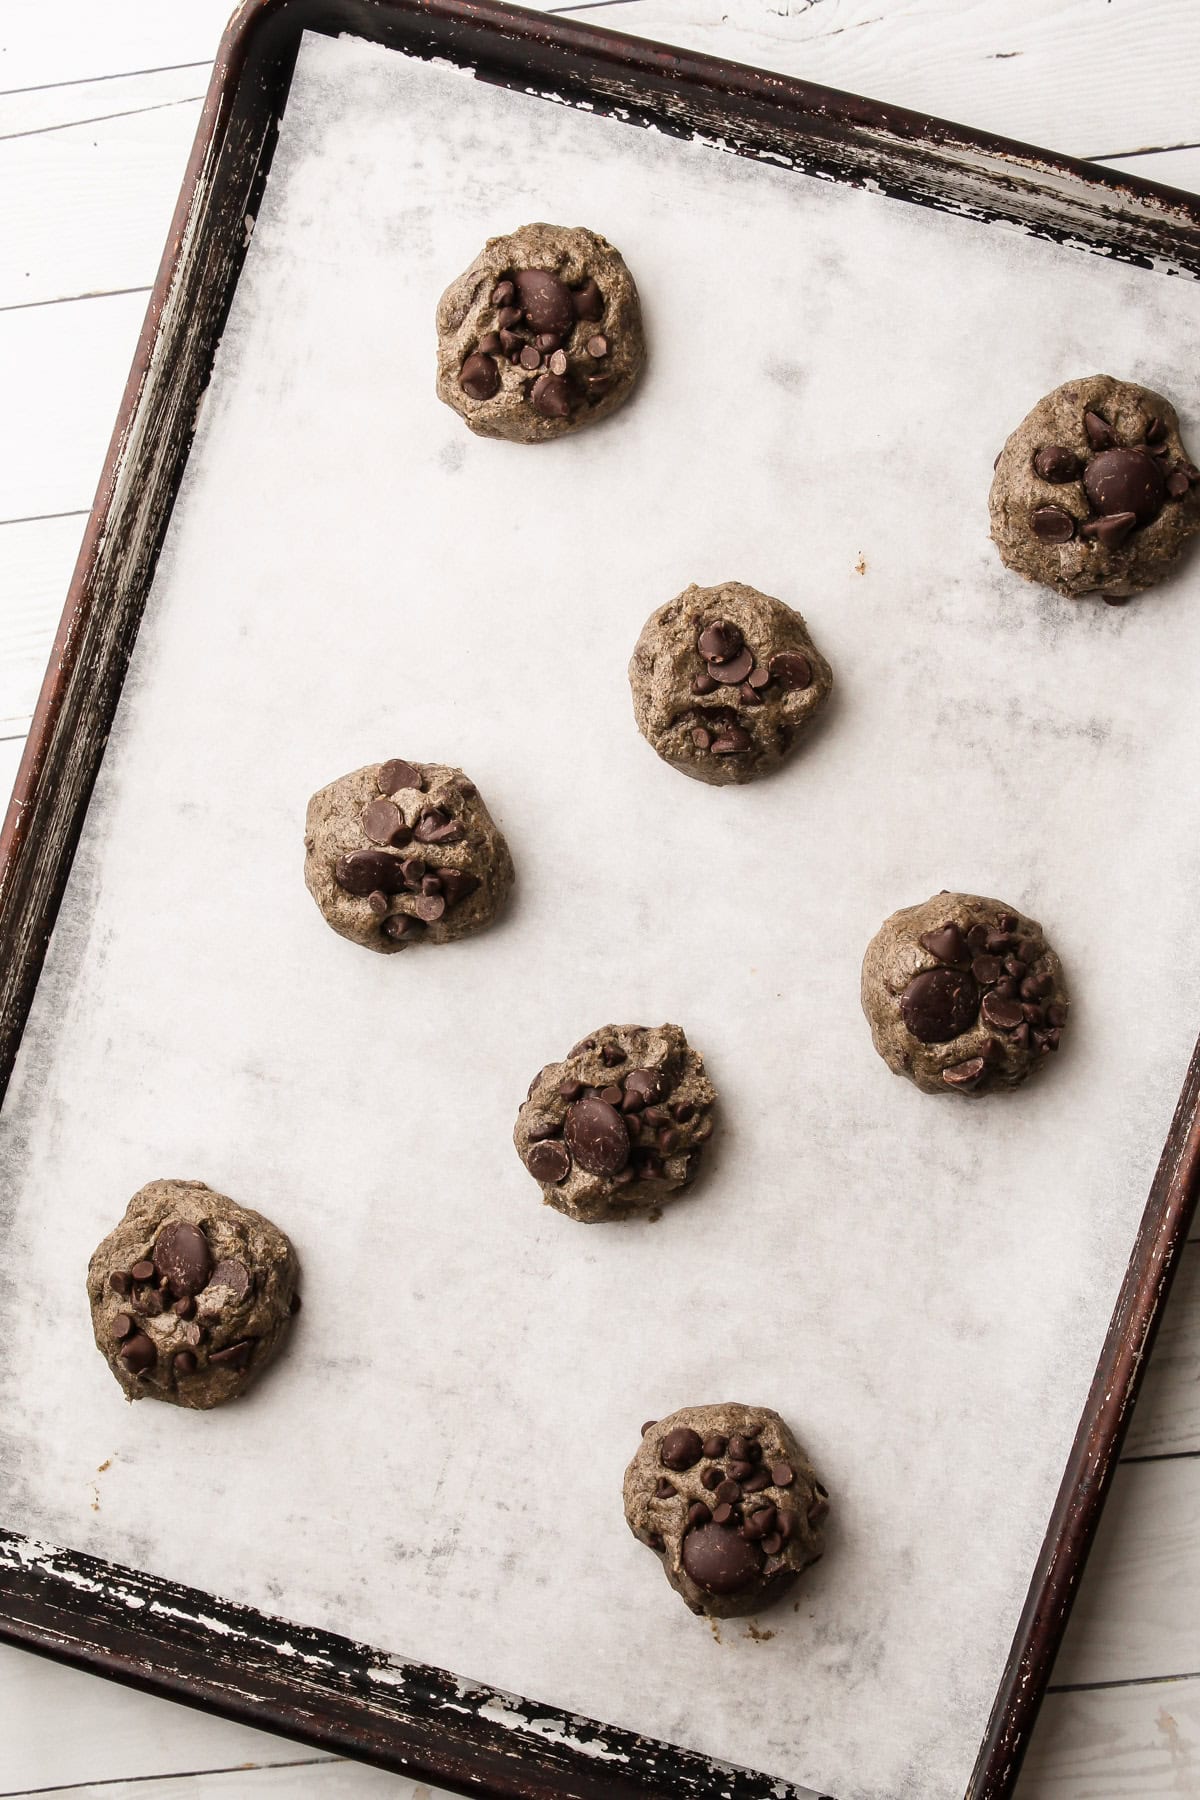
767,652,813,691
943,1057,987,1088
682,1522,763,1595
660,1427,704,1470
900,968,979,1043
362,799,408,845
513,269,574,335
153,1221,212,1298
981,993,1025,1030
1083,447,1165,524
564,1096,629,1176
336,849,407,897
707,647,754,685
697,621,744,663
459,352,499,402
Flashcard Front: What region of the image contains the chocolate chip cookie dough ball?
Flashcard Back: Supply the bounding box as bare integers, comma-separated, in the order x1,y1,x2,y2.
629,582,833,785
625,1404,828,1618
87,1180,300,1408
436,223,644,443
990,375,1200,600
515,1024,715,1222
304,760,513,953
862,893,1069,1095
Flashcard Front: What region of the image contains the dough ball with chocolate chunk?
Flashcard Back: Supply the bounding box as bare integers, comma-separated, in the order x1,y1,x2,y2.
624,1403,828,1618
990,375,1200,600
304,760,513,954
629,581,833,785
862,892,1070,1096
436,223,644,444
515,1024,715,1222
87,1180,299,1408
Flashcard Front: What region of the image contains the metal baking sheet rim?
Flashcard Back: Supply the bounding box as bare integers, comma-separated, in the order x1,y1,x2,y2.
1,3,1199,1798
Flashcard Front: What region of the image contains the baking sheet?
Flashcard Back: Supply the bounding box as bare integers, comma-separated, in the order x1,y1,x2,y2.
3,29,1200,1800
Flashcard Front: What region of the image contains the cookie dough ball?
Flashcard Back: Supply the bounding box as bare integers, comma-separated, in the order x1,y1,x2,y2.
862,893,1070,1095
87,1180,300,1408
990,375,1200,600
304,760,513,953
436,223,644,443
624,1404,828,1618
515,1023,715,1222
629,582,833,785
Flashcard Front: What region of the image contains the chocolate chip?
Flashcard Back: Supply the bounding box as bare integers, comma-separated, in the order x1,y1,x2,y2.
624,1069,664,1103
511,269,571,335
942,1057,986,1088
771,1463,795,1487
760,1533,784,1556
499,329,523,356
131,1260,155,1282
708,647,754,685
746,665,771,690
697,620,744,663
336,849,408,896
172,1295,195,1319
153,1221,212,1298
118,1333,156,1374
519,345,541,371
655,1478,676,1499
981,993,1024,1030
919,924,969,966
1031,505,1075,544
694,1115,714,1142
478,332,502,355
682,1522,763,1594
111,1312,133,1340
208,1339,253,1370
586,334,608,358
400,857,426,886
414,808,464,845
497,305,522,329
564,1095,629,1176
601,1044,626,1067
900,968,979,1043
548,350,568,376
1033,445,1083,482
173,1351,197,1376
1145,415,1168,444
688,1502,712,1527
491,279,515,307
692,672,717,695
530,372,570,419
715,1478,741,1504
971,955,1002,986
657,1127,679,1153
526,1119,559,1141
698,1434,725,1460
701,1466,723,1490
640,1419,657,1436
1087,510,1138,549
414,893,446,922
691,726,711,750
767,652,813,691
572,277,604,320
364,891,386,917
661,1427,704,1471
742,1509,777,1541
1167,469,1192,498
599,1084,623,1107
108,1271,131,1296
535,332,562,353
1047,1002,1069,1027
1083,447,1164,524
459,352,500,401
438,870,480,911
671,1101,695,1123
967,923,989,950
710,727,753,754
1084,410,1116,450
986,929,1015,952
363,799,407,845
209,1259,250,1299
382,914,426,943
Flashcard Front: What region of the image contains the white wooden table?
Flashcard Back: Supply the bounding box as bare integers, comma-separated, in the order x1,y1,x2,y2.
2,2,1198,1794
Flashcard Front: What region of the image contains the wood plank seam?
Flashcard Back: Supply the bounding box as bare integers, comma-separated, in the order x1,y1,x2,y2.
0,95,207,145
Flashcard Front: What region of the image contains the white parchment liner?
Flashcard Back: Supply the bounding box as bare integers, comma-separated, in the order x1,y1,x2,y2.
3,34,1200,1800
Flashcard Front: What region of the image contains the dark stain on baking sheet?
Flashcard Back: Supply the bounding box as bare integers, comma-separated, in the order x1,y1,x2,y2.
1,4,1199,1800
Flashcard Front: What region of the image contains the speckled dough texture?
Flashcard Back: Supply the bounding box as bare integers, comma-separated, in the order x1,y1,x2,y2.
629,581,833,785
304,760,513,953
87,1180,299,1408
624,1403,828,1619
989,374,1200,599
435,222,644,443
862,893,1070,1096
514,1023,716,1222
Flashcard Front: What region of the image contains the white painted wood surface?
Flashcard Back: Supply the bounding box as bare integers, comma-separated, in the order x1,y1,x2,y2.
1,2,1198,1794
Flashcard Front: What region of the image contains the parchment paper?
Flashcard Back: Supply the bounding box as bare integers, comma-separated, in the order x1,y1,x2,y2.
3,32,1200,1800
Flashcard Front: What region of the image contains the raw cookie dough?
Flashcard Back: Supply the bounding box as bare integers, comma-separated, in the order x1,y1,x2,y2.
435,223,644,443
304,760,513,953
629,581,833,785
862,892,1070,1095
989,375,1200,600
624,1403,828,1618
87,1179,300,1408
514,1023,716,1222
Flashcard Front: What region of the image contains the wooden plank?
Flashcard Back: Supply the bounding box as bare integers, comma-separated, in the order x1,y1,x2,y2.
0,1640,340,1792
0,0,235,92
1052,1459,1200,1688
0,516,86,736
1022,1673,1200,1798
1123,1241,1200,1460
580,0,1200,160
1,1759,444,1797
